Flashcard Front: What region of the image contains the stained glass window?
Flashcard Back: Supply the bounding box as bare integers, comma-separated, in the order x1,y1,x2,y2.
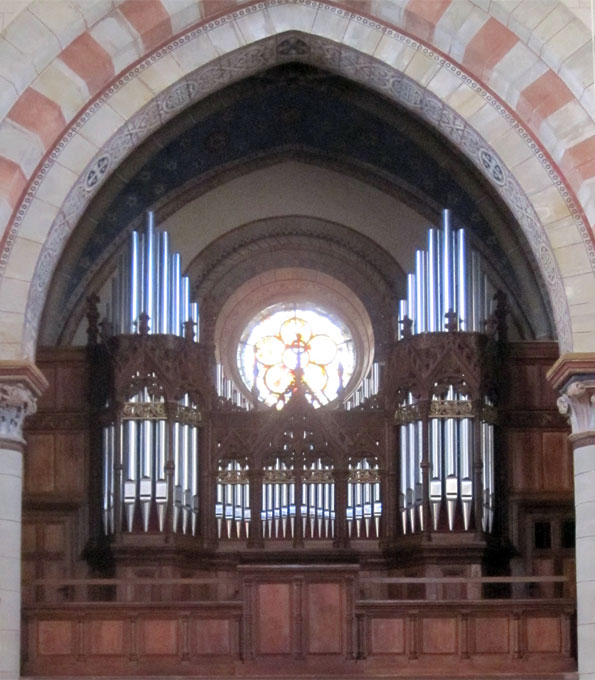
238,304,356,408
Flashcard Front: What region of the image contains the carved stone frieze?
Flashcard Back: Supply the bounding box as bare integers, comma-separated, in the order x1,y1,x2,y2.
0,383,38,443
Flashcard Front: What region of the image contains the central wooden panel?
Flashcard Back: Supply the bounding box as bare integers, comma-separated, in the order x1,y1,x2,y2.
307,582,342,654
256,583,292,655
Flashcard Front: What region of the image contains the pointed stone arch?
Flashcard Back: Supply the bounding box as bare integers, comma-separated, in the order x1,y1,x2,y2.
0,1,591,359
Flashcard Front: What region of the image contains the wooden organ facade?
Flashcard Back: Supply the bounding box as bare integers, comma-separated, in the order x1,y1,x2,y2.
20,214,576,678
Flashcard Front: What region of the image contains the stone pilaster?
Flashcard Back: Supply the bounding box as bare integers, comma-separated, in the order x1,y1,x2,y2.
548,354,595,680
0,363,47,680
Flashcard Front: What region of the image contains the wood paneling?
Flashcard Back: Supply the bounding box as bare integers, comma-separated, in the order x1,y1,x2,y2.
473,616,509,654
421,616,457,654
89,620,125,655
256,583,291,655
307,583,342,654
369,618,406,654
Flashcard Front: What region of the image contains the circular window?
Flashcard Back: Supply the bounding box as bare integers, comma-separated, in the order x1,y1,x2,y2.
238,304,356,408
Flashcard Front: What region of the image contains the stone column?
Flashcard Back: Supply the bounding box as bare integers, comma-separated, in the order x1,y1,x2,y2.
0,364,47,680
549,355,595,680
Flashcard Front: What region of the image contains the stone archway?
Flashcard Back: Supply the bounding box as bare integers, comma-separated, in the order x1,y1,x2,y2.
0,0,590,360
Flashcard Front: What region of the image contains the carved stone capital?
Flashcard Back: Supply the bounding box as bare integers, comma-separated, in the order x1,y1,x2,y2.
548,353,595,436
0,361,48,447
0,383,38,444
556,380,595,434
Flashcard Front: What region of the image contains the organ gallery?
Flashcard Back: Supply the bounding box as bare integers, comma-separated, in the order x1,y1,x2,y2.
22,209,575,677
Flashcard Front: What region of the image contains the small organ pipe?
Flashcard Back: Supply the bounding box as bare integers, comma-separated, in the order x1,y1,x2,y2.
457,228,468,330
441,209,453,328
427,229,439,332
130,230,140,333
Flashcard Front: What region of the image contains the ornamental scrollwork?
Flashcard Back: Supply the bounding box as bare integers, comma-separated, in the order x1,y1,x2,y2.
348,468,380,483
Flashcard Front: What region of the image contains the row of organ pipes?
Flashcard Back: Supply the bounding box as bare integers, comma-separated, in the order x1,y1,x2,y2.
215,457,381,541
397,209,496,535
98,210,497,541
101,213,201,536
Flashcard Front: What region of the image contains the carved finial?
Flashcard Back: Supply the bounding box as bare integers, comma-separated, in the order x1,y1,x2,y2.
400,315,413,339
183,319,196,342
138,312,150,335
445,309,458,332
485,314,498,338
86,294,100,346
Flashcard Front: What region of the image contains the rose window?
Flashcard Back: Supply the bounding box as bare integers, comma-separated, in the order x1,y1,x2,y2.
238,305,356,408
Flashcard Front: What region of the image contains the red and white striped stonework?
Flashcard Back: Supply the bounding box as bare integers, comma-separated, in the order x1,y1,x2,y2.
0,0,591,361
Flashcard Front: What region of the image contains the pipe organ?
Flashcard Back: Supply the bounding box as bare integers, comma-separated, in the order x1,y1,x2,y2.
87,209,503,563
24,214,576,680
93,215,205,539
393,210,499,537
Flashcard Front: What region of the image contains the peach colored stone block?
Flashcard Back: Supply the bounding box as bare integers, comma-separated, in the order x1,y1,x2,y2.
435,2,489,62
138,53,185,93
564,272,595,306
0,276,29,314
532,184,574,225
0,75,17,122
404,49,441,87
201,0,238,20
78,104,125,148
559,40,595,102
373,33,415,72
446,82,486,119
89,14,143,75
517,70,575,131
205,19,245,55
540,17,590,73
369,0,406,29
32,62,89,122
0,156,26,208
107,77,155,119
29,1,86,50
3,9,61,74
577,177,595,227
560,134,595,187
17,197,58,244
508,1,559,44
8,87,66,151
0,310,24,345
3,237,41,282
0,119,44,177
34,162,78,209
60,31,116,97
490,127,533,168
541,99,595,162
512,153,555,195
119,0,173,53
426,65,462,100
160,0,203,34
489,41,547,108
527,4,573,57
343,16,383,55
463,17,519,80
311,6,350,42
0,36,37,96
170,30,219,73
267,2,317,33
554,241,593,277
56,132,98,175
235,8,275,44
468,101,512,144
71,0,114,29
403,0,451,42
544,215,585,249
